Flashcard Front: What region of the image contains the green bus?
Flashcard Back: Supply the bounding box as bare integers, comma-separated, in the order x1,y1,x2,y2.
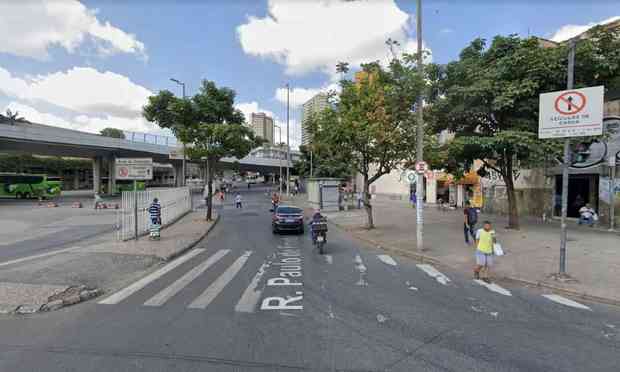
0,173,63,199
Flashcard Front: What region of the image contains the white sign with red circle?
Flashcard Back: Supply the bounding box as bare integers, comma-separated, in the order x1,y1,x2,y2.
539,86,604,139
115,158,153,180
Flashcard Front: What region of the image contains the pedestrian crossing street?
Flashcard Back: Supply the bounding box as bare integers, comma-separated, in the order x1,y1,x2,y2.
98,248,593,313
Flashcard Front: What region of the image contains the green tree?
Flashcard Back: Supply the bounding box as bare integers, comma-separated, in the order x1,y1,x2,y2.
0,109,27,125
143,80,262,220
99,127,126,139
426,27,620,229
312,59,424,228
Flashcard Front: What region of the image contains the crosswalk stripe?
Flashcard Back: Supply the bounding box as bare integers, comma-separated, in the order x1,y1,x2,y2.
235,262,269,313
416,264,451,285
188,251,253,309
143,249,230,307
324,254,333,264
377,254,397,266
473,279,512,296
98,248,206,305
542,294,591,310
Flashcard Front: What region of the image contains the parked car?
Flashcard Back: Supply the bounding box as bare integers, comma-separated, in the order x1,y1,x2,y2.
272,205,304,234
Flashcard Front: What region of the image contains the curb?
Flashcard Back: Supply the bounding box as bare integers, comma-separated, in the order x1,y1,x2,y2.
330,219,620,308
11,286,104,315
500,276,620,308
163,213,221,262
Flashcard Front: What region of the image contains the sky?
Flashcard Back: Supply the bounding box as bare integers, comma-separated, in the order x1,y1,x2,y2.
0,0,618,150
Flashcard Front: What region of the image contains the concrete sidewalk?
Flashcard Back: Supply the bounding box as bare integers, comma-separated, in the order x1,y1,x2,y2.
287,193,620,305
0,211,219,314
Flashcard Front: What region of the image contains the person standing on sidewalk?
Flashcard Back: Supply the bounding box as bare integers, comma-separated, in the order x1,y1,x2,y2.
474,221,496,283
464,201,478,244
410,191,416,208
235,193,243,208
148,198,162,240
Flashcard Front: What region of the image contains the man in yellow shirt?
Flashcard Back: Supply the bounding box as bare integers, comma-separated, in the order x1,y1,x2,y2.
474,221,496,283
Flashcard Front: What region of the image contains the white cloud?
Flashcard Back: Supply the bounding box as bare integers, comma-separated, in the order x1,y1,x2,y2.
0,0,146,60
440,28,454,34
275,83,339,107
235,101,301,149
4,101,161,134
234,101,274,124
237,0,422,78
550,16,620,42
0,66,152,118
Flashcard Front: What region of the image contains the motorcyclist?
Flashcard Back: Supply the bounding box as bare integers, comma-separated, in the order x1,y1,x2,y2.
310,208,326,244
271,192,280,211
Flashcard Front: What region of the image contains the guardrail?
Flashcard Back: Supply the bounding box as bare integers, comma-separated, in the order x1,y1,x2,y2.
117,187,191,240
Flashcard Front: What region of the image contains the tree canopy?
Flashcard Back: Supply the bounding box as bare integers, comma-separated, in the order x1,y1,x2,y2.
99,127,126,139
427,26,620,229
143,80,262,220
311,58,424,228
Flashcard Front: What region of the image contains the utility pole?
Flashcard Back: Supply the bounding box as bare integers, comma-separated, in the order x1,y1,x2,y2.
559,39,576,276
415,0,425,251
170,78,187,187
286,83,291,197
310,150,313,177
276,125,283,196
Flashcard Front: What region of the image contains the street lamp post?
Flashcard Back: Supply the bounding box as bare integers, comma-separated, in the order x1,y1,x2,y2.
415,0,425,251
170,78,187,187
286,83,291,197
275,125,283,195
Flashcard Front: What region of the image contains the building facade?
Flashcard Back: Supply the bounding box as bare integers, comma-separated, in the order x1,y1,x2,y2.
250,112,274,145
301,93,329,146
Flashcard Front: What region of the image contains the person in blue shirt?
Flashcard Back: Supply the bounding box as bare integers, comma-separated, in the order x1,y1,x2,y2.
148,198,162,225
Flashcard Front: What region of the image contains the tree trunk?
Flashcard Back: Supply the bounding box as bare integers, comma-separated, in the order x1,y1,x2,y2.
504,164,520,230
363,174,374,229
206,158,213,221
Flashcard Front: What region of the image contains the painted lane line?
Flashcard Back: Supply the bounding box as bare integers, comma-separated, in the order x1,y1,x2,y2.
235,262,270,313
324,255,333,264
98,248,206,305
542,294,591,310
416,264,451,285
188,251,253,309
354,254,368,286
473,279,512,296
377,254,397,266
143,249,230,307
0,246,83,268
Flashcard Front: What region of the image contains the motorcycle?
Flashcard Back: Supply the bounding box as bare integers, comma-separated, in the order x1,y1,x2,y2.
311,218,328,254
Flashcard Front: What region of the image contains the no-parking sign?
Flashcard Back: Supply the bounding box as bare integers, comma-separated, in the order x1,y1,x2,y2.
116,158,153,180
539,86,604,139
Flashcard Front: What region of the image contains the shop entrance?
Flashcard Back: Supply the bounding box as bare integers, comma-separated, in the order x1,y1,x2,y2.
554,175,598,218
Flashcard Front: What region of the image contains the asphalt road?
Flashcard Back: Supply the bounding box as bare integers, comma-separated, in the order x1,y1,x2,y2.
0,187,619,371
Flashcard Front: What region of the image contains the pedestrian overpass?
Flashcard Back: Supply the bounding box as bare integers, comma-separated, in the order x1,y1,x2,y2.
0,121,293,193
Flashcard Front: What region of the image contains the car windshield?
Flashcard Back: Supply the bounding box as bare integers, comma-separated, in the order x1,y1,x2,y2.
277,207,302,214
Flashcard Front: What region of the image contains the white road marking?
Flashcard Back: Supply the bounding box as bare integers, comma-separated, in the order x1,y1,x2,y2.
405,281,419,291
188,251,253,309
542,294,591,310
235,262,270,313
143,249,230,307
324,255,333,264
354,254,368,286
377,254,397,266
416,264,451,285
473,280,512,296
0,246,82,268
99,248,205,305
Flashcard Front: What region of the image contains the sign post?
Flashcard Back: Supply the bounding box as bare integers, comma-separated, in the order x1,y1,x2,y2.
610,155,616,231
116,158,153,240
538,40,604,277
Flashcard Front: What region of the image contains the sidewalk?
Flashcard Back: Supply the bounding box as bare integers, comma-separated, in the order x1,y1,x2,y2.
288,193,620,305
0,211,218,314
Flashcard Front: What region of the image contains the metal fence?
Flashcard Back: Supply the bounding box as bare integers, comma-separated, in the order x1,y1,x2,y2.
117,187,191,240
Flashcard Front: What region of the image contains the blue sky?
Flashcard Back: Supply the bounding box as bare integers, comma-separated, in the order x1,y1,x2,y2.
0,0,618,149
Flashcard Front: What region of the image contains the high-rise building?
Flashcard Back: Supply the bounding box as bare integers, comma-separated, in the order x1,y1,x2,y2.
301,93,329,146
250,112,274,145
